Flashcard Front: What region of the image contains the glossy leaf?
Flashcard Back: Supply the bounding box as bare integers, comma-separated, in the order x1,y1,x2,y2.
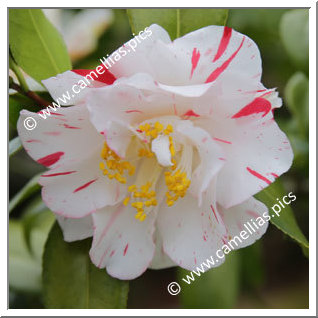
9,220,42,293
285,72,309,136
22,197,55,256
240,241,265,289
43,222,129,309
177,252,240,308
9,173,41,214
9,92,52,129
9,209,55,293
280,9,309,69
255,179,308,250
9,9,71,83
127,9,228,40
9,136,22,157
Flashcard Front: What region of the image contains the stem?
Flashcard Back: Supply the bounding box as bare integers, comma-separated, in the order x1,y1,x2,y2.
9,55,29,92
176,9,181,39
10,82,51,107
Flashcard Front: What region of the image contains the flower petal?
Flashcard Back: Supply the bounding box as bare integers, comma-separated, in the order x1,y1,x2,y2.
86,72,212,129
39,152,126,218
109,25,261,86
56,214,93,242
104,24,171,79
151,135,172,167
176,121,225,205
198,110,293,208
89,204,156,279
17,104,102,168
42,69,115,106
157,182,227,271
149,230,176,270
218,197,269,249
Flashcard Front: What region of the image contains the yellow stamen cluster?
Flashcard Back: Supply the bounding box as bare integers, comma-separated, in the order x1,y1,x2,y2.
99,121,191,223
123,182,158,221
165,169,191,206
169,136,175,157
138,148,154,158
138,122,174,139
137,121,175,162
99,142,135,184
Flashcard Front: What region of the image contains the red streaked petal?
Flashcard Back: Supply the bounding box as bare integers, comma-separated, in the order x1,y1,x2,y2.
41,171,76,177
37,152,64,167
213,26,232,62
246,167,272,185
213,137,232,145
72,67,116,85
73,179,98,193
232,97,271,119
182,110,200,118
206,37,245,83
190,48,200,79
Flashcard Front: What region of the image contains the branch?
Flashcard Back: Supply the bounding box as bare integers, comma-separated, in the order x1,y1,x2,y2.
10,82,51,107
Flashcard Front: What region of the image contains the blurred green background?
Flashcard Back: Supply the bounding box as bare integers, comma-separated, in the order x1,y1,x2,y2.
9,8,309,309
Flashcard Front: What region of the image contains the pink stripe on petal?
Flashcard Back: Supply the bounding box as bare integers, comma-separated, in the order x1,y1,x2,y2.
206,37,245,83
72,68,116,85
182,110,200,117
123,243,129,256
37,152,64,167
73,179,97,193
98,247,110,268
96,205,124,247
190,48,200,79
41,171,76,177
51,112,65,116
210,204,219,224
213,137,232,144
43,131,61,136
213,26,232,62
246,167,272,185
125,109,143,114
62,123,81,129
232,98,271,119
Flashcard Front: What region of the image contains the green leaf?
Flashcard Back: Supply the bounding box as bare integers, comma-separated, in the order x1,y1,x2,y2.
9,93,40,129
240,241,265,289
9,173,41,214
9,220,42,293
255,179,308,250
285,72,309,136
177,252,240,308
280,9,309,69
127,9,228,40
43,222,129,309
22,197,55,256
9,211,55,293
9,9,71,84
9,136,22,157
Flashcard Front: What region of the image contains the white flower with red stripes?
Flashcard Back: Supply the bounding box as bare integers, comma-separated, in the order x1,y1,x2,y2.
18,24,293,279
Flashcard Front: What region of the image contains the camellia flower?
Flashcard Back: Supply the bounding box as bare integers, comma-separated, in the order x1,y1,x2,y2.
17,24,293,279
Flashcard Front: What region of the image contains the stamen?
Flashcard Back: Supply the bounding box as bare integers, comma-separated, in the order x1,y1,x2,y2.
99,141,135,184
100,121,193,222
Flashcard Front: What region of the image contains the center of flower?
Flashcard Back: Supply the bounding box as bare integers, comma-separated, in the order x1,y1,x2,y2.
99,121,192,222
